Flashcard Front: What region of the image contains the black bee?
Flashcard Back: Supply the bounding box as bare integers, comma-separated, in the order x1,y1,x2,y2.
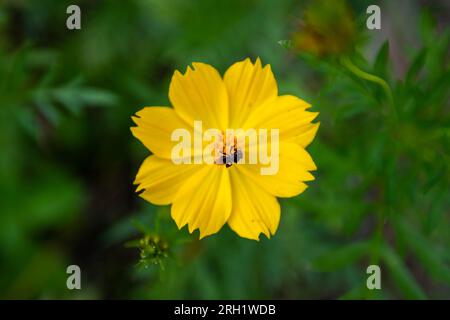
218,148,243,168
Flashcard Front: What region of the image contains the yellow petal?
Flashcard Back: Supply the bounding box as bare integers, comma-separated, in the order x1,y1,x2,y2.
224,58,278,127
227,168,280,240
243,95,319,141
131,107,192,160
291,122,320,148
135,156,201,205
238,142,315,198
172,166,231,239
169,62,228,130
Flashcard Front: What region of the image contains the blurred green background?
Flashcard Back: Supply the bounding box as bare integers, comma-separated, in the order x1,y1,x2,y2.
0,0,449,299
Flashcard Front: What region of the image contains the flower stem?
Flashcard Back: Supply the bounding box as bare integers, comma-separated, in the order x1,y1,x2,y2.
340,56,397,119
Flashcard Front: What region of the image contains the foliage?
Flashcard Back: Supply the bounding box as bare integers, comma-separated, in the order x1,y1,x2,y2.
0,0,448,299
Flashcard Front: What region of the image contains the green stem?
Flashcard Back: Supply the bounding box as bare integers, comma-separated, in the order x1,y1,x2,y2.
340,56,397,119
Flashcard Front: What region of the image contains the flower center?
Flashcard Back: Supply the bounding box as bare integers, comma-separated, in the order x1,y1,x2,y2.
214,132,243,168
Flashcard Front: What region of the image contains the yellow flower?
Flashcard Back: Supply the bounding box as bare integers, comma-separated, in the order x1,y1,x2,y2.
131,58,319,240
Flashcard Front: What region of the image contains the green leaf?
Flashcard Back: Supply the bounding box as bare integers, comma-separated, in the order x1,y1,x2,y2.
53,87,117,114
313,242,371,271
394,219,450,285
373,40,389,77
33,90,60,126
77,88,118,107
406,48,427,83
51,87,83,115
381,245,426,299
419,9,436,45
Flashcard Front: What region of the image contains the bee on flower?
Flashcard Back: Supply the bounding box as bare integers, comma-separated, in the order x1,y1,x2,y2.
131,58,319,240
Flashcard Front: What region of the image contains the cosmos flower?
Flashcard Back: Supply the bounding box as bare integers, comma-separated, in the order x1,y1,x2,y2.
131,58,319,240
